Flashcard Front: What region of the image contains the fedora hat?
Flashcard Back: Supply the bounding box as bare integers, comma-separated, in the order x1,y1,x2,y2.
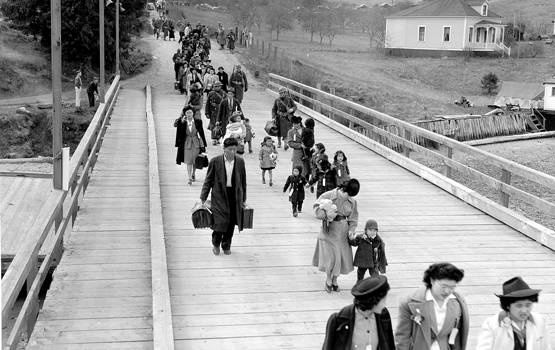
495,277,541,298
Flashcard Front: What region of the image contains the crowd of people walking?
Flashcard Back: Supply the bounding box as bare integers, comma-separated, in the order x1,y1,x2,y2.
165,10,553,350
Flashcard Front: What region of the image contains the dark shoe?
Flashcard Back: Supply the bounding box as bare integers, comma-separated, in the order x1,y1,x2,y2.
332,284,340,292
310,187,314,193
188,179,192,185
293,211,298,217
262,178,265,184
224,250,231,255
284,145,289,151
212,140,217,145
192,175,195,181
212,246,220,255
325,283,332,293
298,208,302,213
249,150,253,154
277,144,281,148
269,181,273,187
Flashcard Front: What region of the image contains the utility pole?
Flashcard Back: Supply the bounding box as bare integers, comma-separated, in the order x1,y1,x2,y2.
116,0,120,75
99,0,106,103
51,0,62,190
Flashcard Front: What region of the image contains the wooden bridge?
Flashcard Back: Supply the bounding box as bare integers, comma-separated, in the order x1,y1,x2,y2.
2,45,555,349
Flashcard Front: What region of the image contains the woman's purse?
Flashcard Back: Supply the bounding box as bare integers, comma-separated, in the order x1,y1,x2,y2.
264,119,279,136
191,200,213,229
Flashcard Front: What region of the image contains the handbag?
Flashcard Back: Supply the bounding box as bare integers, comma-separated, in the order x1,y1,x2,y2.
264,119,279,136
211,125,223,139
195,153,208,169
242,203,253,229
191,200,213,229
236,141,245,154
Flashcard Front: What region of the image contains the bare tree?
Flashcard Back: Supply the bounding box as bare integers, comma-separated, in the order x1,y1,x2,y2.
298,8,319,42
330,2,354,29
352,5,388,50
266,1,294,40
253,7,264,34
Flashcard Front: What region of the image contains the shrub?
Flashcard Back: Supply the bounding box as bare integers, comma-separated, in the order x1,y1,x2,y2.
481,72,499,95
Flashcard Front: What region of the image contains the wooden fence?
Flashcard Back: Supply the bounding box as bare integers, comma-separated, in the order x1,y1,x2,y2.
1,76,121,350
268,73,555,251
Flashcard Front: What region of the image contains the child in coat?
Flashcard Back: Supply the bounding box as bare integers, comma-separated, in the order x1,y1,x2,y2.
332,150,350,186
283,165,307,217
301,118,315,161
349,219,387,282
259,136,278,186
306,158,336,198
244,118,255,154
309,143,327,194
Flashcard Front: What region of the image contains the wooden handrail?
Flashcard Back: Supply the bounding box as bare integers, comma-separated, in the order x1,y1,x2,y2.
268,74,555,248
269,75,555,191
2,76,121,350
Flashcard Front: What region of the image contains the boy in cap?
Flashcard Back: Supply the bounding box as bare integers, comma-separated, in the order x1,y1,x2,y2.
349,219,387,282
322,275,395,350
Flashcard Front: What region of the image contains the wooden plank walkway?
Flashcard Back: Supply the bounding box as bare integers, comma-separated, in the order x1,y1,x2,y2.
151,47,555,349
27,89,154,349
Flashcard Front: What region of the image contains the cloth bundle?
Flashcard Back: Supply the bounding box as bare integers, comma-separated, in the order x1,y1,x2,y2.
316,198,338,233
191,200,213,229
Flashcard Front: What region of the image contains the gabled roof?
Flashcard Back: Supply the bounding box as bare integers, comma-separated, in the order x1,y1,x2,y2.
386,0,502,18
475,19,506,25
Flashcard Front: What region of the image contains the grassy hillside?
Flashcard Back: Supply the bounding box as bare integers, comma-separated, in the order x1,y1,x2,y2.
490,0,555,27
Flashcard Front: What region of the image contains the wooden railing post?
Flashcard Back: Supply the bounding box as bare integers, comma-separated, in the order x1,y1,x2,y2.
444,146,453,178
348,107,354,129
403,129,412,158
26,257,38,337
268,42,272,58
256,39,259,53
499,169,512,207
274,46,278,61
316,83,322,114
330,87,335,121
262,41,264,56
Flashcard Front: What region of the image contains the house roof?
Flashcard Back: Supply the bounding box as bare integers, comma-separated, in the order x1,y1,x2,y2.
494,82,544,109
386,0,502,19
465,0,485,5
544,77,555,85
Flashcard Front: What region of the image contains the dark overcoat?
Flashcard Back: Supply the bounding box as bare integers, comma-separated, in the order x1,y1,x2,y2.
283,175,307,203
350,234,387,272
205,89,226,130
322,304,395,350
200,154,247,232
175,118,206,164
217,98,242,131
217,71,229,91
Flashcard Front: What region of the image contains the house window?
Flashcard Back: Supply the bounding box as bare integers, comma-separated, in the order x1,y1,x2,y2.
469,27,474,42
443,27,451,42
552,87,555,96
482,4,487,16
418,26,425,41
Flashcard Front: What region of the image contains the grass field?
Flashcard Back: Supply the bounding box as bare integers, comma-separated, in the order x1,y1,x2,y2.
169,2,555,121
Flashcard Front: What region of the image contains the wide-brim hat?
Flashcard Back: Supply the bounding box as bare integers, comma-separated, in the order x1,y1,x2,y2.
227,88,235,93
213,81,222,87
352,275,389,298
291,115,302,124
278,86,287,93
495,277,541,298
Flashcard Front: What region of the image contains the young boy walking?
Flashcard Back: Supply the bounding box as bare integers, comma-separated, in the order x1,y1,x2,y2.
349,219,387,282
283,165,307,217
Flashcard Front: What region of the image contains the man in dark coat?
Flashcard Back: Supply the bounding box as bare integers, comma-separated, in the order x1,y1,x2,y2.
86,77,99,108
217,88,242,131
205,81,226,144
322,275,395,350
272,86,297,149
200,137,247,255
229,65,248,103
216,66,229,92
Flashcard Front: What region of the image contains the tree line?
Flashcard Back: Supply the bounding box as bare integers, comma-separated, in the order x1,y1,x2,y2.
1,0,148,69
226,0,413,48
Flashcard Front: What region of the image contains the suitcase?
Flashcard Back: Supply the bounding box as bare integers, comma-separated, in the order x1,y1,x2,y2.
242,204,253,229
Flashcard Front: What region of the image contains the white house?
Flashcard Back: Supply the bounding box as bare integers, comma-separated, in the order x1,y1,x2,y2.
385,0,510,57
543,77,555,111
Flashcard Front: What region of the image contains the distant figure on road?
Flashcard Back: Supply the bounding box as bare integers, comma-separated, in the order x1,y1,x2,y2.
476,276,552,350
74,70,82,107
217,25,226,50
229,65,247,103
86,77,99,108
200,137,247,256
226,28,236,53
271,87,296,149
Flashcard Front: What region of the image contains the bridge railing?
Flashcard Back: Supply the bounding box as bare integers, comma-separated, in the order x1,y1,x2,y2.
1,76,121,350
268,73,555,250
